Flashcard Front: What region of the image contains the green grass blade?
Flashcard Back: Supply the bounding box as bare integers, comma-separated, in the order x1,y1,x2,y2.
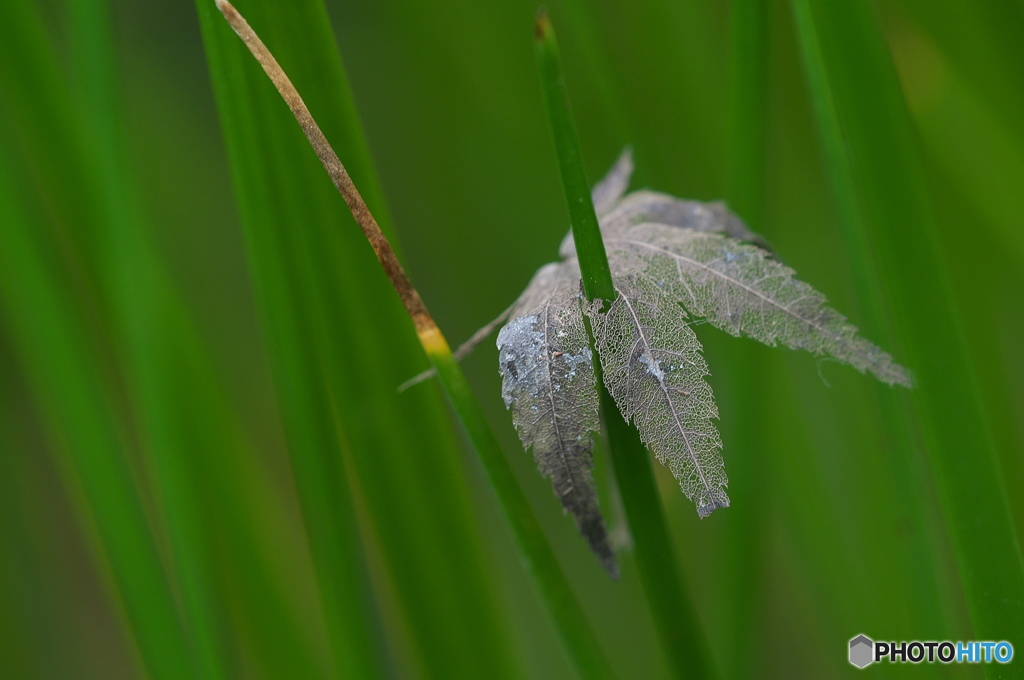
534,11,615,304
789,0,956,648
725,0,770,226
726,0,952,669
790,0,1024,660
601,390,720,680
0,333,111,680
0,4,216,677
0,146,197,680
720,1,770,675
61,1,252,676
428,341,617,680
194,7,386,677
0,386,37,679
11,2,321,677
196,1,519,677
208,4,618,676
535,12,719,679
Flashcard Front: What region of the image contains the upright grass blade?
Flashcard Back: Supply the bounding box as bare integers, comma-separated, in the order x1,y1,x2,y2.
210,3,616,678
0,364,49,680
0,4,215,678
721,0,770,674
0,144,197,680
0,373,32,679
72,1,337,670
904,69,1024,541
790,0,1024,662
196,4,393,677
10,2,328,677
788,0,955,648
601,391,720,680
428,342,618,680
534,12,615,306
725,0,770,227
535,12,719,680
62,1,248,677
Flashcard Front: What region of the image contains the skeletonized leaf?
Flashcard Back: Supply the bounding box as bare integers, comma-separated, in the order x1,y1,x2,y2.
604,223,913,387
495,150,912,562
562,184,770,260
497,261,618,577
598,190,767,247
590,147,634,217
586,274,728,517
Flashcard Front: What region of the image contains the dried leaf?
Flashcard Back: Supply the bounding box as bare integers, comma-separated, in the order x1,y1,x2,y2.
496,149,911,570
590,147,634,217
604,223,913,387
599,190,767,246
563,152,769,259
586,275,728,516
497,262,618,577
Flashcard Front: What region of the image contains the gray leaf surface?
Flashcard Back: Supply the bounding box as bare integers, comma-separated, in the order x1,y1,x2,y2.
604,223,913,387
496,149,912,569
562,173,770,259
591,147,634,217
598,190,766,245
586,275,728,516
497,261,617,577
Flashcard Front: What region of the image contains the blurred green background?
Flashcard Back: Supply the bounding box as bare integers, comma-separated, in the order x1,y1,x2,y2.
1,0,1022,678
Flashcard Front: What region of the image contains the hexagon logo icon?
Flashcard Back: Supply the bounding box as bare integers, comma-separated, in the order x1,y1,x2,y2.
849,635,874,668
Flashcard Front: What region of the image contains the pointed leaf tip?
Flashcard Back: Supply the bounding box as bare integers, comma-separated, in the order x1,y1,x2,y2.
586,276,730,517
535,9,552,41
498,262,619,575
502,155,910,531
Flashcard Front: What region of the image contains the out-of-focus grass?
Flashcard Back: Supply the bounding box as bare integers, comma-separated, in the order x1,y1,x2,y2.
535,14,718,679
0,0,1021,677
792,2,1024,668
718,3,769,678
196,1,521,678
791,0,954,650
